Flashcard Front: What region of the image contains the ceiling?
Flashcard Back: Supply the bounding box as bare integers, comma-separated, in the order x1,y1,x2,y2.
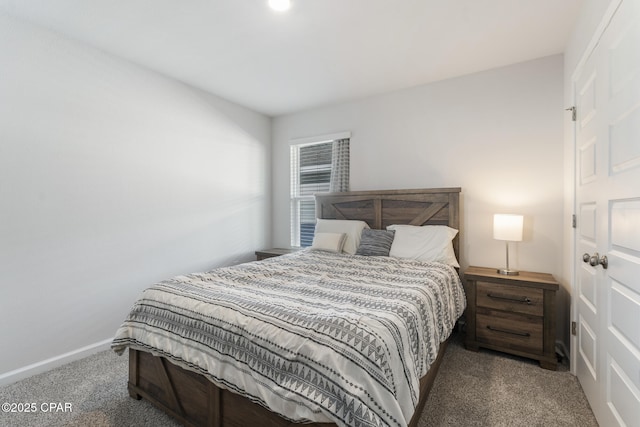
0,0,583,116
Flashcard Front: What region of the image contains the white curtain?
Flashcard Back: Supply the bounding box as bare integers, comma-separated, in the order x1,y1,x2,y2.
329,138,350,192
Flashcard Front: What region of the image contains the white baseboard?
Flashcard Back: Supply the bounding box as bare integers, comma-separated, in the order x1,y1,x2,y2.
0,338,113,387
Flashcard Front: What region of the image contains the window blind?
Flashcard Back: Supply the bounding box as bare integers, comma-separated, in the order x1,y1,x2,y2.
290,141,333,247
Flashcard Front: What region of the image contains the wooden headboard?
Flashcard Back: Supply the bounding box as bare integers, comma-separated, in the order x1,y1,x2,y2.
315,187,461,262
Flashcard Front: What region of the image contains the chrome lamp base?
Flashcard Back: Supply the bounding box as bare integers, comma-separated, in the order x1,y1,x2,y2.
497,268,520,276
498,241,519,276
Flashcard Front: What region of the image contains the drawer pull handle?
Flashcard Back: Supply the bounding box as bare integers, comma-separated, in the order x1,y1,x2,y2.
487,325,531,337
486,292,532,305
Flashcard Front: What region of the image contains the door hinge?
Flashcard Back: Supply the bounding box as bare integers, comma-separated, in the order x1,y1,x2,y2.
566,106,576,121
572,214,577,228
571,321,577,336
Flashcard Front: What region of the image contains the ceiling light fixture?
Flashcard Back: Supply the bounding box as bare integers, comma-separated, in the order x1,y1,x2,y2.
269,0,291,12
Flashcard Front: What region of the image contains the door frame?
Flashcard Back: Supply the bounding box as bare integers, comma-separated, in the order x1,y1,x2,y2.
569,0,623,375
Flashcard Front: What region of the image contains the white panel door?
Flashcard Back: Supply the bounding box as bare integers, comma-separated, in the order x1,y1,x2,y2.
574,1,640,426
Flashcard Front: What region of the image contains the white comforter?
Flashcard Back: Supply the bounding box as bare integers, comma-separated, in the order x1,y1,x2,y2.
112,250,466,427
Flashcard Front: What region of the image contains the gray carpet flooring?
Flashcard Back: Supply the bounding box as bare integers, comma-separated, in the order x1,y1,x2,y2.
0,333,598,427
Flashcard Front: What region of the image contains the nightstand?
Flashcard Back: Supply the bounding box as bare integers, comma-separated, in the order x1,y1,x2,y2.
254,248,300,261
464,266,559,370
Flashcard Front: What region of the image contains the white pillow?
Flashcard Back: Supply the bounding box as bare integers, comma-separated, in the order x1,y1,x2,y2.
387,224,460,267
314,219,370,254
310,232,347,253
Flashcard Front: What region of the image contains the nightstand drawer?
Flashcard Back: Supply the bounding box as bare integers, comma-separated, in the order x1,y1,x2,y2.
476,310,543,353
476,281,543,316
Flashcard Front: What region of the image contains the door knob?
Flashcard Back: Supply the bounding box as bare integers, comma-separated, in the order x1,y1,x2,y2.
583,252,608,269
599,254,608,269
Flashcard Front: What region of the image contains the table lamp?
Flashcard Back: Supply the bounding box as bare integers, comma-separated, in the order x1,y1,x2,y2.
493,214,523,276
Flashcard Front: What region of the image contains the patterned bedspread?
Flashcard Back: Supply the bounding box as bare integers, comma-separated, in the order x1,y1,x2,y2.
112,250,466,427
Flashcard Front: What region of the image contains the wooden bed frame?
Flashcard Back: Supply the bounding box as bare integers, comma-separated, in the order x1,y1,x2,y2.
127,187,462,427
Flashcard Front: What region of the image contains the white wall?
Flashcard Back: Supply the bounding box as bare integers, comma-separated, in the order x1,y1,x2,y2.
272,55,567,343
0,14,271,382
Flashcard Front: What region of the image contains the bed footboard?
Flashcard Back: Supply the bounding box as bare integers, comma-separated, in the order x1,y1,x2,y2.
127,337,450,427
128,349,334,427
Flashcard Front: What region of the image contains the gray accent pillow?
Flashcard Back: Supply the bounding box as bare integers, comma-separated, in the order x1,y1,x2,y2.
356,229,395,256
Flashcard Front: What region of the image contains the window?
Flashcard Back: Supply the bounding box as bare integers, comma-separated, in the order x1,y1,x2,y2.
290,141,332,247
290,132,350,247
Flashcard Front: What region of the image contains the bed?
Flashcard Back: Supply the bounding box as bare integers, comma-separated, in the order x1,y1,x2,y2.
112,187,464,427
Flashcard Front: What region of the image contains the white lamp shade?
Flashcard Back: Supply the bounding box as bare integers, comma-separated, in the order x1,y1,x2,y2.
493,214,523,242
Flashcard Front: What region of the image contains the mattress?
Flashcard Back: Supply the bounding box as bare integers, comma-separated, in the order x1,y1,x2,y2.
112,250,466,427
